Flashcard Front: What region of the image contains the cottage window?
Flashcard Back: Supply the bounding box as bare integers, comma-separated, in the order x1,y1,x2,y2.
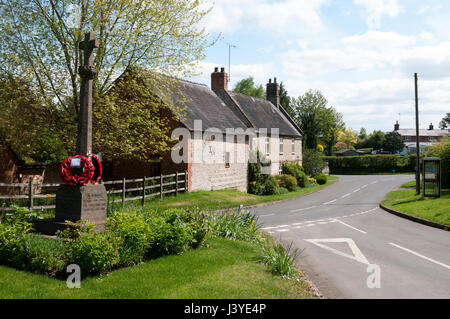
265,137,270,155
279,138,284,154
225,152,230,168
291,139,295,154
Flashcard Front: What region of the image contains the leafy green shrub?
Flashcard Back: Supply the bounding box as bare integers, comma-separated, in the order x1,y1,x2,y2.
106,212,154,266
60,223,119,277
296,171,307,188
313,173,328,185
257,237,300,278
302,149,326,176
248,150,271,195
274,174,297,192
144,215,193,258
425,139,450,189
276,187,289,195
263,176,278,195
208,210,260,242
325,155,416,174
0,219,32,269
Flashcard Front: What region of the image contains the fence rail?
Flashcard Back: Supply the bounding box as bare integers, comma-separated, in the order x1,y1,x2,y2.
0,171,188,212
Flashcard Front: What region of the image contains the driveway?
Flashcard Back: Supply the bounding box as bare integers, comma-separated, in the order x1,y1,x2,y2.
248,175,450,299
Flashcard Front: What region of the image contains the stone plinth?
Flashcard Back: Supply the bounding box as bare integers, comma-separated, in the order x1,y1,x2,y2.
33,184,107,236
55,184,107,224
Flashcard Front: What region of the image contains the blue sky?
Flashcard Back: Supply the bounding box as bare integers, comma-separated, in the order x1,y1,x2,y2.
190,0,450,133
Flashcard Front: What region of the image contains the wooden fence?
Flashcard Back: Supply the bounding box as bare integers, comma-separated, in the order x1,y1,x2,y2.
0,171,188,212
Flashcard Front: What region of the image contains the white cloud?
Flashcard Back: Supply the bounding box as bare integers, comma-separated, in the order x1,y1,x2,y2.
201,0,329,34
353,0,402,28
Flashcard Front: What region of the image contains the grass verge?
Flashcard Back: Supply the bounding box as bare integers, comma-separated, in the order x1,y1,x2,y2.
0,237,313,299
382,188,450,226
113,176,338,212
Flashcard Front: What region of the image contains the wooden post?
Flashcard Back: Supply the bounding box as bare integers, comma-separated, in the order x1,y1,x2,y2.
175,172,179,196
122,178,126,208
142,176,146,207
160,174,163,199
28,180,34,211
185,170,188,192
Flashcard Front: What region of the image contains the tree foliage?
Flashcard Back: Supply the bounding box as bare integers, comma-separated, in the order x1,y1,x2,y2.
439,113,450,129
382,131,405,154
0,0,213,162
337,128,358,149
232,77,265,99
290,90,344,154
279,82,294,117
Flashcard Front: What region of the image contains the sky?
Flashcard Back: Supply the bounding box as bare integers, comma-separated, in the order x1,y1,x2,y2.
188,0,450,134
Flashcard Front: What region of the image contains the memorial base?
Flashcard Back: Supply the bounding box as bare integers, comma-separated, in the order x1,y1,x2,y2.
33,184,107,236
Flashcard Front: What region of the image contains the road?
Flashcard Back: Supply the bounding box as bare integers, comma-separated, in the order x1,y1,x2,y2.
248,175,450,299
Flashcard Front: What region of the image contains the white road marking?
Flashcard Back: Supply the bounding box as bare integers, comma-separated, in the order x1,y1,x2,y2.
290,206,317,213
341,193,351,198
361,184,368,189
335,219,367,234
370,181,378,185
276,229,289,232
260,213,274,217
304,238,370,265
323,199,338,205
353,188,361,193
389,243,450,270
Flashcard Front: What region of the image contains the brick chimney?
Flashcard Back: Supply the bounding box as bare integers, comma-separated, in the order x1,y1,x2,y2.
266,77,279,107
394,121,399,131
429,123,434,130
211,67,228,91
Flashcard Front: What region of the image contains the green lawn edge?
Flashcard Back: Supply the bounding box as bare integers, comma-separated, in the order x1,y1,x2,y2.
0,237,314,299
381,185,450,227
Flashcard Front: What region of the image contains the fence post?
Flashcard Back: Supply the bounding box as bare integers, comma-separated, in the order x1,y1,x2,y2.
28,180,34,211
175,172,179,196
142,176,146,208
160,174,163,199
122,178,126,208
185,170,188,192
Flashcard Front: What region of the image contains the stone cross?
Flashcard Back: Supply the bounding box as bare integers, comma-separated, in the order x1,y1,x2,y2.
76,31,99,156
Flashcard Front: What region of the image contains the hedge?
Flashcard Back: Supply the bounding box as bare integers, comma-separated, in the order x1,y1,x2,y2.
325,155,417,174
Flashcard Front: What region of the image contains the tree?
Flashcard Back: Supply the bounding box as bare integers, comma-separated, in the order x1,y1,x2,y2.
439,113,450,129
279,82,294,118
233,77,265,99
368,130,386,150
359,128,367,140
290,90,344,154
337,128,358,149
382,131,405,154
0,0,213,161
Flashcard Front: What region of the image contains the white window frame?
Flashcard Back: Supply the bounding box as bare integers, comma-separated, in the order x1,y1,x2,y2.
265,137,270,155
291,139,295,154
279,138,284,154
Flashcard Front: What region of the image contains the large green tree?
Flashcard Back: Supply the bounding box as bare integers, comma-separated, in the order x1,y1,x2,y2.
0,0,213,161
232,77,265,99
279,82,294,118
439,113,450,129
382,131,405,154
290,90,344,154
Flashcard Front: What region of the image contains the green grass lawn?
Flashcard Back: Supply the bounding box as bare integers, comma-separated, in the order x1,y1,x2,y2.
0,237,314,299
111,176,338,212
382,187,450,226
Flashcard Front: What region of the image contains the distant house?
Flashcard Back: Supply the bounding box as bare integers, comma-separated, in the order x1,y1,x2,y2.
393,121,449,155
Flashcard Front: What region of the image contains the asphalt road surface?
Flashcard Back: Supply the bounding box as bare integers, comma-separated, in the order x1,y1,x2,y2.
248,175,450,299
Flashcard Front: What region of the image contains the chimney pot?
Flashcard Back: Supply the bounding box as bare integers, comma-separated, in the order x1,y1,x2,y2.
274,77,277,84
394,121,400,131
429,123,434,130
266,77,280,108
211,67,228,91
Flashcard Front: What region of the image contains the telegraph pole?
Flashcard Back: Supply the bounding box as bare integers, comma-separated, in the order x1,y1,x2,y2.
414,73,420,195
227,42,236,83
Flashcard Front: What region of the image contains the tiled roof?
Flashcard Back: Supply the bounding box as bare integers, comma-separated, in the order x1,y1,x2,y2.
396,129,449,137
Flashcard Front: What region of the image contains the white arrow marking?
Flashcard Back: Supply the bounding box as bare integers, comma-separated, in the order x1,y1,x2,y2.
304,238,370,265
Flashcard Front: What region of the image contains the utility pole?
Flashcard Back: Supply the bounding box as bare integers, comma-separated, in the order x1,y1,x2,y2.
227,42,236,83
414,73,420,195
